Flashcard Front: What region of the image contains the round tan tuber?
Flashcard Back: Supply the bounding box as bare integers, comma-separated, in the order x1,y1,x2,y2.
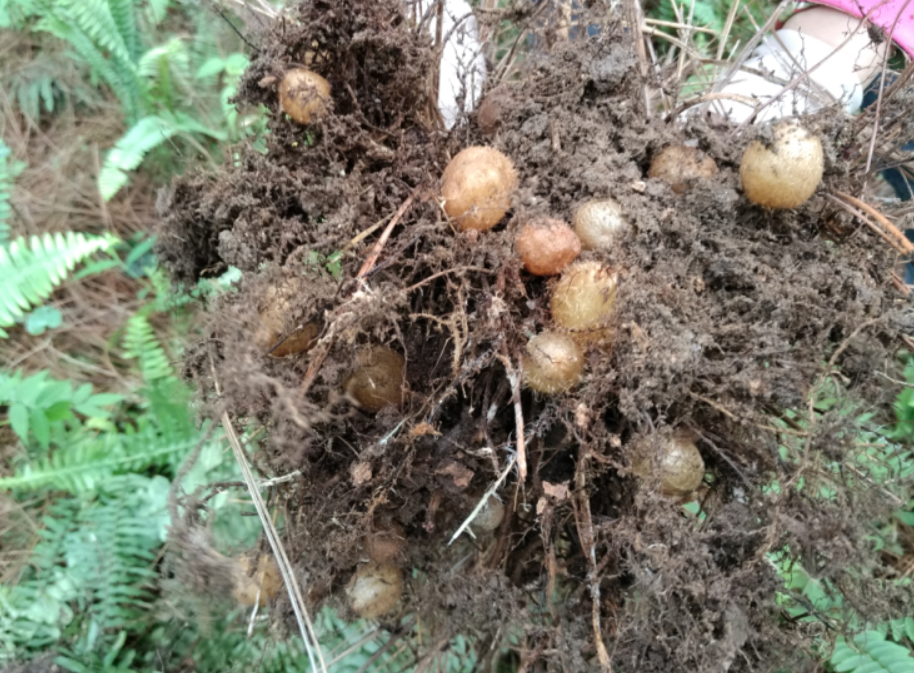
346,562,403,619
363,522,407,565
573,198,630,251
522,331,585,394
631,433,705,497
470,494,506,533
550,261,619,340
254,284,320,358
740,123,824,209
441,146,517,231
232,553,283,607
648,145,718,194
343,346,405,412
279,68,331,124
516,218,581,276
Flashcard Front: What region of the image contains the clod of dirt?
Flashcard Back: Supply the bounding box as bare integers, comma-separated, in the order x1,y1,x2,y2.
232,553,283,607
516,217,581,275
346,562,403,619
649,144,718,193
476,85,512,136
343,346,405,411
278,68,331,124
522,331,585,393
157,0,914,668
441,146,517,231
631,431,705,496
470,494,505,533
550,260,618,340
740,122,824,208
254,282,320,357
573,198,629,251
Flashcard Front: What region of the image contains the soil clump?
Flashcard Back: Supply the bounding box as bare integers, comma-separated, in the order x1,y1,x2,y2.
157,1,914,670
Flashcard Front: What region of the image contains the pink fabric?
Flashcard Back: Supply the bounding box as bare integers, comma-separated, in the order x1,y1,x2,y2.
804,0,914,57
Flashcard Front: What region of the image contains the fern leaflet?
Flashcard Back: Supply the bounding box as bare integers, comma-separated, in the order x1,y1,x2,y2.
121,314,173,382
105,0,139,63
832,630,914,673
98,116,177,201
0,231,117,337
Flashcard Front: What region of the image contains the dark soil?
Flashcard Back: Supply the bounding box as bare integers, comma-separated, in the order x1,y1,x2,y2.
157,1,914,671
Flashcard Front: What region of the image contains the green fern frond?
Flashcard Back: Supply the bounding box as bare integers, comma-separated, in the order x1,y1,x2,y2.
0,497,80,656
2,477,162,656
0,425,200,494
121,314,173,383
34,11,144,122
832,631,914,673
139,37,193,102
98,115,177,201
105,0,139,63
64,477,159,640
0,231,118,337
59,0,133,71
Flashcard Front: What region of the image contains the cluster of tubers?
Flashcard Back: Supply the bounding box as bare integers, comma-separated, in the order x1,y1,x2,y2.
649,124,824,209
440,147,630,396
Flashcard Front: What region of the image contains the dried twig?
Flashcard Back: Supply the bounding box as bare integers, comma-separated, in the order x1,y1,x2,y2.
448,452,517,546
572,445,611,673
833,191,914,254
826,194,909,254
356,189,419,281
497,348,527,482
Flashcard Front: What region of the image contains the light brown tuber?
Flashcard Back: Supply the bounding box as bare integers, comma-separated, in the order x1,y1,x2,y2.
573,198,630,251
522,331,585,394
441,146,517,231
550,261,619,341
649,145,718,193
470,494,506,533
363,522,407,565
279,68,331,124
232,553,283,607
631,432,705,497
344,346,405,411
740,123,824,209
346,562,403,619
254,283,320,357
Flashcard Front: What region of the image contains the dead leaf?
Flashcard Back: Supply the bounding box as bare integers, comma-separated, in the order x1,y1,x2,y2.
350,461,372,486
543,480,570,501
411,421,441,437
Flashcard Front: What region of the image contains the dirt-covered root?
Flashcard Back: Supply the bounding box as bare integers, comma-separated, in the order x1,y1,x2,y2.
158,1,914,670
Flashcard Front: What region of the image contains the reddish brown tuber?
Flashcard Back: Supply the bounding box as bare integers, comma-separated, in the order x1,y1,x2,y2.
516,218,581,276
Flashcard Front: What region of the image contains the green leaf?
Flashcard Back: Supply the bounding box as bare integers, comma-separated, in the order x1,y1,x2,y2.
44,400,74,423
29,407,50,449
24,305,63,335
8,402,29,443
